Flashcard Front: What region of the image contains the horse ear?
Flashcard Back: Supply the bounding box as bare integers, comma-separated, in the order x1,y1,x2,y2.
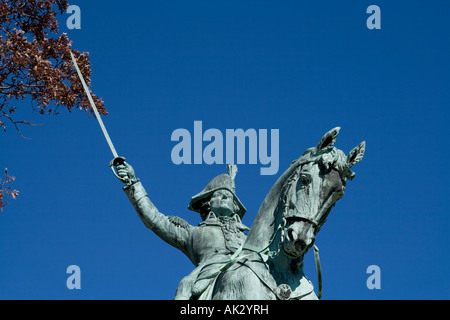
347,141,366,167
317,127,341,150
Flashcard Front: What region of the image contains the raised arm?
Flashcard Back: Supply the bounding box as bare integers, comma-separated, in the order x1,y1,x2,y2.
113,160,191,256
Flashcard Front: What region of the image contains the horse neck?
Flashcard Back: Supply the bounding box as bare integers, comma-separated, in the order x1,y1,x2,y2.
245,162,300,249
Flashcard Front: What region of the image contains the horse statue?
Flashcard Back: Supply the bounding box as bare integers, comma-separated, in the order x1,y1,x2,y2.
199,127,366,300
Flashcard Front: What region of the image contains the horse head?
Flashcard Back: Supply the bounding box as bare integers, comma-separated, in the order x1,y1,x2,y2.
245,128,365,260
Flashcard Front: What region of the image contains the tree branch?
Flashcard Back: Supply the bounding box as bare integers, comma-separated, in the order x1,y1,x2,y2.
0,111,39,139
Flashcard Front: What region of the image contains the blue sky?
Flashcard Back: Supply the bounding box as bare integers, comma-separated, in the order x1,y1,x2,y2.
0,0,449,300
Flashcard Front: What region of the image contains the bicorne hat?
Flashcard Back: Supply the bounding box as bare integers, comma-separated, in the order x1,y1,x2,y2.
188,165,247,219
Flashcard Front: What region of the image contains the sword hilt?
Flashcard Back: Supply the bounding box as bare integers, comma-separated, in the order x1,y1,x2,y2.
109,156,130,184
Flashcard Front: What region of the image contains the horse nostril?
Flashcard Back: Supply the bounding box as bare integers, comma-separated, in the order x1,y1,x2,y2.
295,240,307,252
287,229,296,241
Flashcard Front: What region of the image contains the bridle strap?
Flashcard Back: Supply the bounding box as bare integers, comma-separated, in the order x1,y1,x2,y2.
243,223,284,258
313,245,323,299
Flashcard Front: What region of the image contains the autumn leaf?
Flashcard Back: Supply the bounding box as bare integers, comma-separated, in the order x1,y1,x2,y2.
0,0,107,135
0,168,18,211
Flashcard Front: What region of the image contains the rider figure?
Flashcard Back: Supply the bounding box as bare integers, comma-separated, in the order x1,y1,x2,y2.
115,161,249,300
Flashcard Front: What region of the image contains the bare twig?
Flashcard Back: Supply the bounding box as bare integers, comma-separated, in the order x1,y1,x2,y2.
0,111,39,139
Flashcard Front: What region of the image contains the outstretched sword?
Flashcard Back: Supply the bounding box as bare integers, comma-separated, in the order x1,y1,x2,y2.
70,51,128,183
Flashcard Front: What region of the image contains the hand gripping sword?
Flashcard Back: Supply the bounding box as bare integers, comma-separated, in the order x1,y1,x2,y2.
70,51,129,183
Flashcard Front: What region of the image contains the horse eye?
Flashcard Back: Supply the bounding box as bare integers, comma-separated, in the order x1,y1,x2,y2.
300,174,311,185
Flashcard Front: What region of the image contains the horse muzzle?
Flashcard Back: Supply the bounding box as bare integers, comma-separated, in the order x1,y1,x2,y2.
282,219,315,257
